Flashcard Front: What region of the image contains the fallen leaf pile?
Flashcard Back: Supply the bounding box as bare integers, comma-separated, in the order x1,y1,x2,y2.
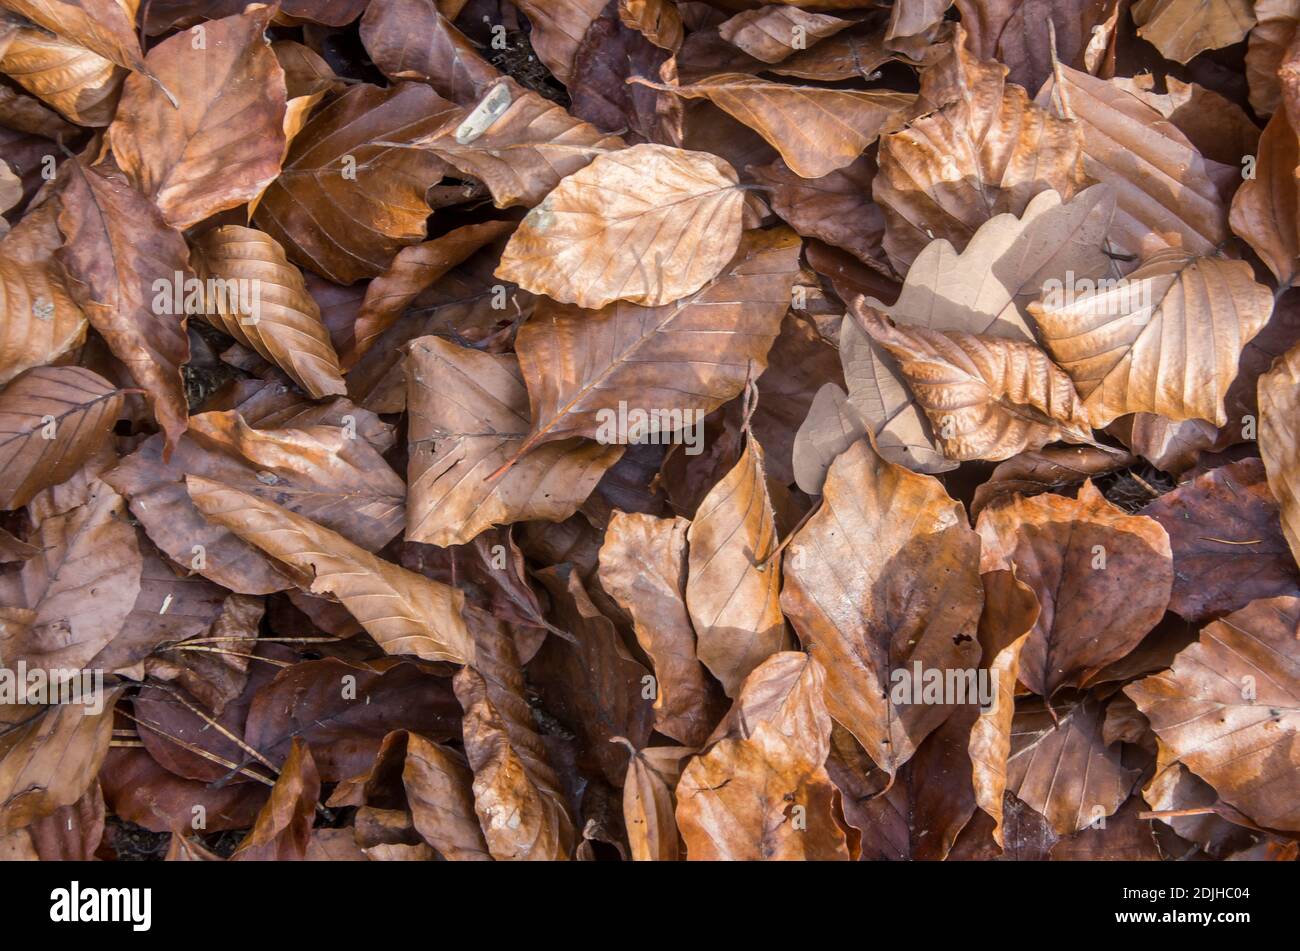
1,0,1299,863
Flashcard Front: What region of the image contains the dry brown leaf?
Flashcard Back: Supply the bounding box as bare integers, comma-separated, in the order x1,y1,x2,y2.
191,226,346,398
0,689,122,835
416,82,624,209
1247,0,1300,116
718,7,854,63
1030,253,1274,428
1036,63,1234,261
496,143,744,309
675,652,847,860
512,227,801,457
634,73,911,179
360,0,501,104
186,475,473,664
1131,0,1255,64
598,510,723,746
454,615,576,860
230,738,320,861
618,0,684,51
1007,694,1140,835
108,7,286,229
860,306,1095,462
349,221,514,365
405,336,620,547
977,480,1174,697
0,0,148,75
253,82,459,284
781,436,984,776
0,366,120,511
0,16,124,126
1230,107,1300,288
55,159,190,456
622,744,693,861
511,0,608,86
1127,596,1300,831
402,732,491,861
686,434,789,697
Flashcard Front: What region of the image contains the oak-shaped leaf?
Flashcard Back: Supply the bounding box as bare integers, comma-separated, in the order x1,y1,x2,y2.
781,436,983,776
977,480,1174,697
874,24,1089,271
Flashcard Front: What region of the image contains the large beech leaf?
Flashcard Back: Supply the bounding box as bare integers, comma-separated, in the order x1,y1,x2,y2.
56,160,190,456
1260,340,1300,570
977,481,1174,697
633,73,912,179
1006,694,1140,835
1035,63,1234,261
1029,253,1273,429
186,475,473,664
598,510,724,747
252,82,459,284
454,616,576,860
874,25,1089,271
15,479,142,671
106,410,406,594
0,690,122,835
781,436,983,776
405,336,620,547
860,306,1095,462
686,435,789,697
108,7,286,229
192,226,346,399
1141,458,1300,622
496,144,745,310
718,7,854,63
675,652,847,860
513,227,801,456
1126,596,1300,832
0,366,121,510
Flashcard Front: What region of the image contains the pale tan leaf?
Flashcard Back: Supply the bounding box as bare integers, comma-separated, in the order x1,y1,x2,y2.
686,435,790,697
496,143,745,309
0,19,124,126
718,7,854,63
1030,253,1274,428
